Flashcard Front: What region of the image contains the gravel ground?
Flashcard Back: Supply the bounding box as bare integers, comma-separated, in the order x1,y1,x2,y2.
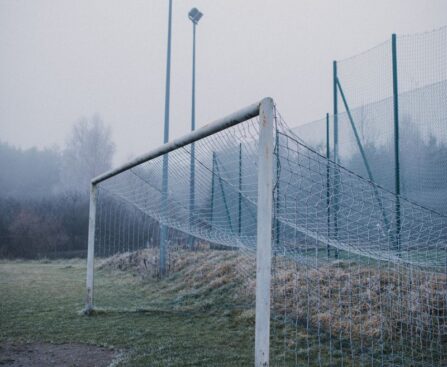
0,342,118,367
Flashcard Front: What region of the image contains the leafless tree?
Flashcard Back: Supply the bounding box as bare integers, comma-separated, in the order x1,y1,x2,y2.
60,115,115,193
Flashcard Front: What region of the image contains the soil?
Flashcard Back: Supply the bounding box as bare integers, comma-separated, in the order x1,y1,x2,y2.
0,342,118,367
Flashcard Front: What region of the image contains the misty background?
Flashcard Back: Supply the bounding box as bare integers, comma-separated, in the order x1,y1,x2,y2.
1,0,446,258
2,0,447,163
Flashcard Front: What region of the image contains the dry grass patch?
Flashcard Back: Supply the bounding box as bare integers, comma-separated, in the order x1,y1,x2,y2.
99,246,446,362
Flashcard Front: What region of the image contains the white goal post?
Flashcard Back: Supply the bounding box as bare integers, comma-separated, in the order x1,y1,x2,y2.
85,97,275,366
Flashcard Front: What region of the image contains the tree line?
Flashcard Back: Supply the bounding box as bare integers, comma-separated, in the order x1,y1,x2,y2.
0,115,115,258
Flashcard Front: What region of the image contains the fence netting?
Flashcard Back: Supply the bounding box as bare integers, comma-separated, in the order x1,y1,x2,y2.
293,26,447,216
91,102,446,365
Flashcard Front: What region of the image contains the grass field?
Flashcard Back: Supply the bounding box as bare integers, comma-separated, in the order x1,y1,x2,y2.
0,250,354,366
5,249,437,366
0,258,261,366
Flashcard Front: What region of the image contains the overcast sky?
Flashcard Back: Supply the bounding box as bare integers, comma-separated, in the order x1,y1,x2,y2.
1,0,446,164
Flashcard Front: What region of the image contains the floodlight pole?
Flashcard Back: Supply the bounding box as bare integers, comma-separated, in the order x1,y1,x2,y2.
160,0,173,275
189,12,200,248
392,33,401,253
191,21,197,132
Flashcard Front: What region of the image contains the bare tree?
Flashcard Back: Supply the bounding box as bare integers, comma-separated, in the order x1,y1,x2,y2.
60,115,115,193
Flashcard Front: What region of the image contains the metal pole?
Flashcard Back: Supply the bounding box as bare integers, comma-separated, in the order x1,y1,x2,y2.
85,183,97,313
337,79,375,181
92,100,261,185
163,0,172,147
238,143,242,236
189,22,197,248
392,33,401,253
326,113,331,258
255,97,274,367
333,61,339,164
215,156,234,234
210,151,216,228
191,22,196,132
275,131,280,248
337,78,391,235
333,61,339,258
160,0,173,275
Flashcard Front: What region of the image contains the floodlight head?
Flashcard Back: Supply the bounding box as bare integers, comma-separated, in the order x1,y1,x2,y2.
188,7,203,24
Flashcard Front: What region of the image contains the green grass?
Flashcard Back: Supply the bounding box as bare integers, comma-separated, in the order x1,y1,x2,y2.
0,259,259,366
0,258,361,366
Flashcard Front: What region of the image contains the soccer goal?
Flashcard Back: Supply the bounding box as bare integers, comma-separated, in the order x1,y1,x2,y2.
85,98,275,365
85,97,447,366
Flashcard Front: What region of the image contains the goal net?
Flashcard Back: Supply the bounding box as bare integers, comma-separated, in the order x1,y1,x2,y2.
85,98,447,366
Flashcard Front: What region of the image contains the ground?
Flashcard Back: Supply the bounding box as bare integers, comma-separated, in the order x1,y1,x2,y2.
3,251,423,366
0,342,117,367
0,258,258,366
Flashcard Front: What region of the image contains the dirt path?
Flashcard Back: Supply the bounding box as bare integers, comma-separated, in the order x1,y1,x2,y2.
0,342,118,367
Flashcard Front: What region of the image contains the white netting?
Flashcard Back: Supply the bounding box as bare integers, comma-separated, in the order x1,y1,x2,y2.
92,107,446,366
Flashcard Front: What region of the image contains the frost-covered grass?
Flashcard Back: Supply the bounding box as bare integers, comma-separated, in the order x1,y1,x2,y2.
0,258,282,366
2,249,444,366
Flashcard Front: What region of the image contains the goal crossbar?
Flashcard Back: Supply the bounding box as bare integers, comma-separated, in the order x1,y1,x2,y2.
91,99,264,185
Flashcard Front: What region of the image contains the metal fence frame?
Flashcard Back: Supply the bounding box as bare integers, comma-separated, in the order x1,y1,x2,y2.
332,33,403,253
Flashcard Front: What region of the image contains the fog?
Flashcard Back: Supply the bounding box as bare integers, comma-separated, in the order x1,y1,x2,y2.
1,0,446,164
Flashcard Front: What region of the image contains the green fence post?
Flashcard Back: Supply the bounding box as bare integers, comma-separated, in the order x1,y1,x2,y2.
189,142,196,248
337,78,391,236
210,151,216,229
238,143,242,237
326,113,331,258
333,60,339,259
275,130,280,248
392,33,401,253
333,61,339,165
215,155,234,234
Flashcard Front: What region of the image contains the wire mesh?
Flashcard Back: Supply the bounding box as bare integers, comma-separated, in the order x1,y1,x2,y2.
91,102,446,365
272,113,447,366
292,26,447,216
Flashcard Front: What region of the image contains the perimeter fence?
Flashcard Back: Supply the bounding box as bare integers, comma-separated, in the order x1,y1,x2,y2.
292,26,447,216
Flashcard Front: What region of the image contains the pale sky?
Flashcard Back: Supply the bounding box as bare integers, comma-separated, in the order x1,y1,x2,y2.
1,0,446,164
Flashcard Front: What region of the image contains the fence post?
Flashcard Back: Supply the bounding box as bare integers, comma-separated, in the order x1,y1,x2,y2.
238,143,242,236
275,131,280,248
189,141,196,248
333,61,339,165
85,183,97,313
255,97,274,367
338,78,392,234
333,61,339,258
215,155,234,233
326,113,331,257
392,33,401,253
160,155,169,275
210,151,216,228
